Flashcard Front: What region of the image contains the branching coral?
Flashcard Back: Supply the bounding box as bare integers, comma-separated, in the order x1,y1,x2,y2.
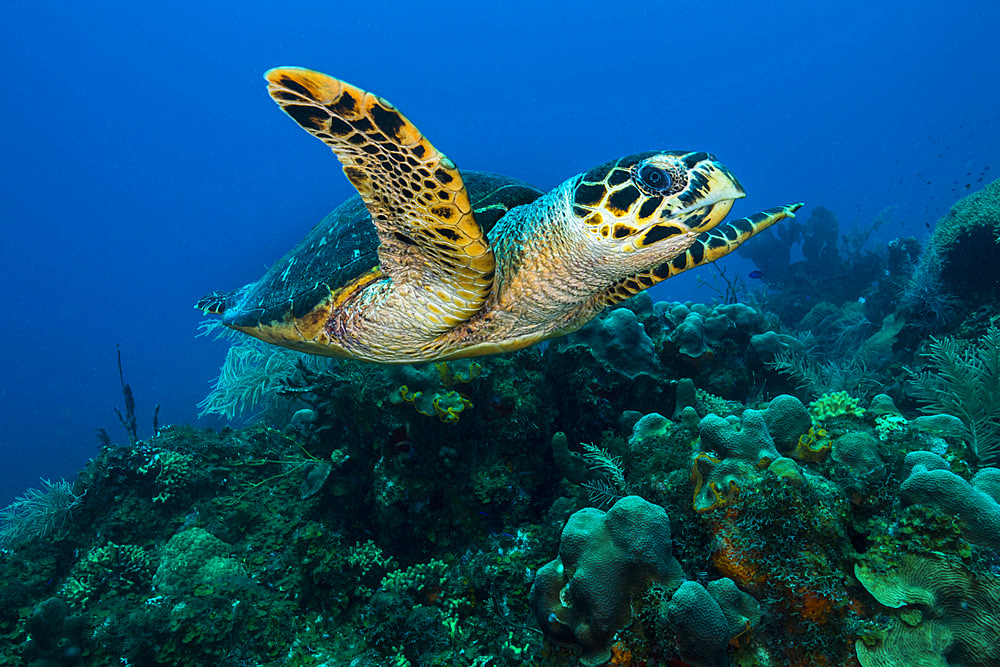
62,542,152,609
809,391,866,423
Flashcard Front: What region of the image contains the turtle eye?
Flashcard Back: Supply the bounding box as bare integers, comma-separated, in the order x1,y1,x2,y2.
638,164,671,191
632,159,685,196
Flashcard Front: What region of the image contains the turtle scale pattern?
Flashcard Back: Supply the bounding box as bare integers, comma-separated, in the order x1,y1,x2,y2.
198,172,544,341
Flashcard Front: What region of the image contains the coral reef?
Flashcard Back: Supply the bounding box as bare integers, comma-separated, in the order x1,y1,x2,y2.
2,325,995,665
2,183,999,665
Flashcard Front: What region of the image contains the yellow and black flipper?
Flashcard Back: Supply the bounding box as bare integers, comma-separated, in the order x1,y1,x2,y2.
264,67,494,330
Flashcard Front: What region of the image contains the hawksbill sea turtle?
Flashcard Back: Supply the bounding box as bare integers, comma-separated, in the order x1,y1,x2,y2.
198,67,801,363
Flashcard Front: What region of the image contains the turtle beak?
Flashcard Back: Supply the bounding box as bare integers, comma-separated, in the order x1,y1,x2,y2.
664,157,745,234
691,157,746,208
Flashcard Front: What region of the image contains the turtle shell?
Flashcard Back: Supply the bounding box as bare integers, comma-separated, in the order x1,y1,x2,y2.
211,171,544,329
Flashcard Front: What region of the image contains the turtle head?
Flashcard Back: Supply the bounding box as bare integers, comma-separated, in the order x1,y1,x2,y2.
569,151,745,263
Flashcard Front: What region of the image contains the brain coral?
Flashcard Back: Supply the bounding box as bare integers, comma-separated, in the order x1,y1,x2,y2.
762,394,812,453
855,553,1000,667
899,464,1000,551
662,578,762,667
529,495,683,666
831,431,883,474
667,581,731,667
153,527,244,596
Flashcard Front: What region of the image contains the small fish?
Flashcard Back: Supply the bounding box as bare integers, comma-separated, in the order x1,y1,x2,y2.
748,270,766,280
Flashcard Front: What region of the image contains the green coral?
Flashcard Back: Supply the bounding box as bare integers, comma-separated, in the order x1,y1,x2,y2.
875,413,908,443
137,450,194,503
152,527,244,596
810,390,866,422
380,559,448,604
695,388,741,417
62,542,152,609
868,504,973,562
346,539,398,597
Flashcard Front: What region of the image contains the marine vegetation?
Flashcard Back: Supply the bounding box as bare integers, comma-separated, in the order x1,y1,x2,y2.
908,326,1000,465
4,171,1000,663
5,204,1000,664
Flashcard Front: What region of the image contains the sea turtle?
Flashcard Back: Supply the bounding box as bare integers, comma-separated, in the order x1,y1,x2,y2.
198,67,801,363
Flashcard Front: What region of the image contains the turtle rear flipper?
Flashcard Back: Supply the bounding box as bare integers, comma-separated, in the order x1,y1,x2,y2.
264,67,494,332
196,290,234,315
196,285,254,319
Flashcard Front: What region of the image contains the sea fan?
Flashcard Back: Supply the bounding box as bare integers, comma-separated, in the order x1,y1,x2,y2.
198,340,304,419
580,443,626,508
0,479,83,549
899,248,958,331
767,348,883,401
910,327,1000,464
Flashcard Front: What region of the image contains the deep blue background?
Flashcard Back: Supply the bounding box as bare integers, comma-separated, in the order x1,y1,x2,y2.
3,1,998,506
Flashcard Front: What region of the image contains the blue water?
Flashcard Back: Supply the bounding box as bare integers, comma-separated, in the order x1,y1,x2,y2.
2,0,998,507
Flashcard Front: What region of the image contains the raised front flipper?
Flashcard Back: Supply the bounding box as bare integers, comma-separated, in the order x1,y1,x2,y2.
265,67,494,331
599,203,803,307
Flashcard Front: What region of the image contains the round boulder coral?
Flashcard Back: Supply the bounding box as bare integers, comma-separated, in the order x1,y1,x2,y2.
900,466,1000,551
153,527,244,596
763,394,812,453
529,495,683,666
667,581,731,667
832,432,883,474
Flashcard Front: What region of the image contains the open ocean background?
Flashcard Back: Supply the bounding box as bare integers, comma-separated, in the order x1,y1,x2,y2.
2,0,998,508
